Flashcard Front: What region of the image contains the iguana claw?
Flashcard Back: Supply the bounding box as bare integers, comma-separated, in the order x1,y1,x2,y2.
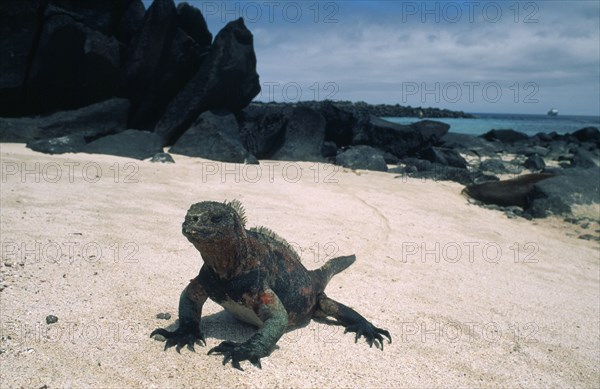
150,326,206,353
208,341,263,371
344,320,392,350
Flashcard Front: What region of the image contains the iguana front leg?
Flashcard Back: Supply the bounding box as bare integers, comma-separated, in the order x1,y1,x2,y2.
150,276,208,352
208,288,288,370
315,293,392,350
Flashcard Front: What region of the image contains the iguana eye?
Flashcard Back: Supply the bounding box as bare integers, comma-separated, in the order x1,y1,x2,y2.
211,215,222,223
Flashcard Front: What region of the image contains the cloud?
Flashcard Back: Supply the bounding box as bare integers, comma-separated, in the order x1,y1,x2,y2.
148,0,599,115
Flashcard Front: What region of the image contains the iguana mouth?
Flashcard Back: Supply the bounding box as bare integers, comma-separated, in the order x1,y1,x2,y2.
182,225,215,240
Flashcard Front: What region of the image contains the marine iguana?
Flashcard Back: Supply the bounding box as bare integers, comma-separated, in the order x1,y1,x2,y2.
150,200,391,370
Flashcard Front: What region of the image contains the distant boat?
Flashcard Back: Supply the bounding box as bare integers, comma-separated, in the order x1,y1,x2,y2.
548,108,558,116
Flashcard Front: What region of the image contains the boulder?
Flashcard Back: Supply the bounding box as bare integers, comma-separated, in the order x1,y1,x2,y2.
239,112,287,159
523,154,546,171
352,116,449,158
420,147,467,168
270,107,326,162
411,120,452,143
150,152,175,163
511,145,550,157
1,98,130,142
572,127,600,145
84,129,163,160
335,146,388,172
169,110,255,164
481,129,529,143
121,0,207,130
0,0,43,117
155,18,260,145
479,159,510,174
439,132,501,157
527,168,600,217
570,148,598,168
27,134,88,154
400,157,434,172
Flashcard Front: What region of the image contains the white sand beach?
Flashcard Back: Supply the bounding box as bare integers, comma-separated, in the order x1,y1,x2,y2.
1,143,598,388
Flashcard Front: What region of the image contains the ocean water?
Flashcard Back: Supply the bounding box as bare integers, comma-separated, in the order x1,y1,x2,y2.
384,113,600,136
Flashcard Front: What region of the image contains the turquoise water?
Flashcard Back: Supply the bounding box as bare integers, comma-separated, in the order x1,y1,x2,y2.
384,113,600,136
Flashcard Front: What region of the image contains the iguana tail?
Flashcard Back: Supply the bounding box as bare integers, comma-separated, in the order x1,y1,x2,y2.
311,255,356,291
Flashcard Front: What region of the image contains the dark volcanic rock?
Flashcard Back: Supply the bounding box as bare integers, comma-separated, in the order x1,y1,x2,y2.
1,98,130,142
321,141,338,158
177,2,212,48
318,101,357,147
481,129,529,143
85,129,163,160
150,152,175,163
353,116,449,158
121,0,207,130
523,154,546,171
48,0,142,37
527,168,600,217
27,134,87,154
408,164,475,185
335,146,388,172
570,148,598,168
439,132,501,157
239,112,287,159
24,5,121,115
572,127,600,145
170,110,255,163
400,157,434,172
411,120,451,143
479,159,510,174
0,0,43,117
420,147,467,168
512,145,550,157
116,0,145,44
155,18,260,145
271,107,326,162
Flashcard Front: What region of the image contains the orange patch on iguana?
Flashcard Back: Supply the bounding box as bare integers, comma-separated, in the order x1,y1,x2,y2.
300,287,312,296
258,292,275,306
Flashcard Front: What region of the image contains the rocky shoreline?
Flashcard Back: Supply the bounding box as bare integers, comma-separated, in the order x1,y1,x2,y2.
2,97,598,224
1,0,598,224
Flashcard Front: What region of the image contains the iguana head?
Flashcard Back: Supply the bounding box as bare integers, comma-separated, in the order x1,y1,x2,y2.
182,200,247,246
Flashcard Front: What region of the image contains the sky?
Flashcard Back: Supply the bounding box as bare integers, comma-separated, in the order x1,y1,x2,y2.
142,1,600,116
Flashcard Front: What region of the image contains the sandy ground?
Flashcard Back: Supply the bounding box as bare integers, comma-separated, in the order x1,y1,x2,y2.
0,143,598,388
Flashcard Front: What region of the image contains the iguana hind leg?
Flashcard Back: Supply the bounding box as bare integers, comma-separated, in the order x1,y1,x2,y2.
314,293,391,350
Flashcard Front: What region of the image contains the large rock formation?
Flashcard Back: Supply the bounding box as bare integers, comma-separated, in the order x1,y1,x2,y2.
0,0,259,144
0,0,43,117
154,17,260,145
120,0,210,130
